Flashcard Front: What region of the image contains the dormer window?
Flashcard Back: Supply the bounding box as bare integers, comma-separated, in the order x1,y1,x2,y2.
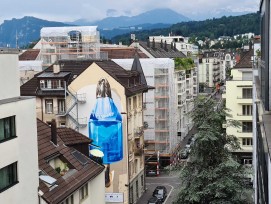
40,79,64,90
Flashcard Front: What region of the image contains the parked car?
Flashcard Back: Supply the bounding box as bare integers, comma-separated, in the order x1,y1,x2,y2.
152,186,167,202
147,197,162,204
146,170,157,177
180,148,189,159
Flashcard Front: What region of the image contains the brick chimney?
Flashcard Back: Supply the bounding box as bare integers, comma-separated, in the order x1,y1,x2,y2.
51,119,57,145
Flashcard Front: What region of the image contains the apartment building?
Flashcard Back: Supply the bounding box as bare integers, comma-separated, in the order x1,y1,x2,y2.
253,0,271,203
21,58,150,204
223,47,253,164
148,35,198,56
0,49,39,204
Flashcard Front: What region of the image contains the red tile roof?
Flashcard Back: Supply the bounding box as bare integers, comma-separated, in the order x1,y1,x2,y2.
19,49,40,61
234,49,253,69
37,119,104,204
101,47,148,59
57,127,91,145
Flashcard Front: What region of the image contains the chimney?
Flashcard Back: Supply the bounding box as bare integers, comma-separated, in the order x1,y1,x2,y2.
53,63,60,74
152,37,155,49
164,40,168,51
160,39,163,48
147,40,150,47
171,42,173,49
174,43,177,51
51,119,57,145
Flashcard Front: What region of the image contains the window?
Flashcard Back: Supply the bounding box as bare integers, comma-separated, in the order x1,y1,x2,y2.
0,116,16,142
242,88,252,99
242,72,253,81
58,99,65,114
0,162,18,192
242,122,253,132
242,105,252,115
79,183,88,200
141,175,144,187
242,138,253,146
243,159,252,165
45,99,53,114
62,195,74,204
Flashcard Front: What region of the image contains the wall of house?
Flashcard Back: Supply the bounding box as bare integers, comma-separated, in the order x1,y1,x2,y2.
225,69,253,154
68,63,129,203
0,98,39,204
0,50,39,204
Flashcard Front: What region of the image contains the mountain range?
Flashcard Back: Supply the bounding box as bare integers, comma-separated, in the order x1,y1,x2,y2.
69,8,190,29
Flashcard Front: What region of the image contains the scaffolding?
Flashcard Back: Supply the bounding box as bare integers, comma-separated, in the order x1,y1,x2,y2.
40,26,106,69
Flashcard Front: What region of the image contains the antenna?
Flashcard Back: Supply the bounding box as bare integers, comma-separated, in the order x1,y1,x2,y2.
15,30,18,49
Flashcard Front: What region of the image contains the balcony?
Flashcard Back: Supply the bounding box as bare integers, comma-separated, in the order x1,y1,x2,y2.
236,97,252,104
236,114,253,121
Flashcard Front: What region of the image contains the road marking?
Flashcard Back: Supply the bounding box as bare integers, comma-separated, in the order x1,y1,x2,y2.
163,184,174,204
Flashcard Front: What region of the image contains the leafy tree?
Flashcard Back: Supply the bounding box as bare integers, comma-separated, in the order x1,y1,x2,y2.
175,57,195,70
174,97,248,204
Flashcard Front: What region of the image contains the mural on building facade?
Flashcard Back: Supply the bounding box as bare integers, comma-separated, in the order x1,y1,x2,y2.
89,78,123,187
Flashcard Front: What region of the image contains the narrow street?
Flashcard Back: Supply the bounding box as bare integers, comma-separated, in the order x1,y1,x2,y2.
137,171,181,204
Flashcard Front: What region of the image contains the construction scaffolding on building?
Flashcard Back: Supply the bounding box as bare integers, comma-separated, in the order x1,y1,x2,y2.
40,26,107,69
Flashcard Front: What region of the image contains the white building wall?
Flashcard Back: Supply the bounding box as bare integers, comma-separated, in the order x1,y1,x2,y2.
0,51,20,100
0,50,39,204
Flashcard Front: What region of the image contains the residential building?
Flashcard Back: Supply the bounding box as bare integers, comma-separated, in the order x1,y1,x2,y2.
148,35,198,56
0,48,39,204
198,51,222,88
21,59,150,204
114,57,197,169
129,40,197,169
253,0,270,203
37,119,105,204
223,47,253,165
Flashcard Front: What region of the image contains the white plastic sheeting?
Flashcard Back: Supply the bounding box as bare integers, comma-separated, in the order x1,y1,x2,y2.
40,26,98,37
113,58,178,154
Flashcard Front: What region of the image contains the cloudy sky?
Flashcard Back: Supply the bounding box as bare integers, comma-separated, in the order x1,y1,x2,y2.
0,0,260,23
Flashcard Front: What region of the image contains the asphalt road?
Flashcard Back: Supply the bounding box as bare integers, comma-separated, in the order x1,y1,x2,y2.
136,171,181,204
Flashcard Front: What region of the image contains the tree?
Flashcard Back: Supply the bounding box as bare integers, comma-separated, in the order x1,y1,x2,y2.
174,97,248,204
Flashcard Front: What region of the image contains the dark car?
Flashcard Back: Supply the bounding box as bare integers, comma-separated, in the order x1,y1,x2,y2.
152,186,167,202
147,197,162,204
146,170,157,177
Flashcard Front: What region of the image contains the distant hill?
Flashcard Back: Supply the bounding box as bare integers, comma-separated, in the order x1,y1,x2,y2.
69,8,190,29
112,12,260,44
0,16,70,48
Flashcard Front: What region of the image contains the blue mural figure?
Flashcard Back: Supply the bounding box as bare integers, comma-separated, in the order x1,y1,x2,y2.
89,78,123,164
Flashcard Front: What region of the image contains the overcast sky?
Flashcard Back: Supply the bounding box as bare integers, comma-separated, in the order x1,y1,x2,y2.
0,0,260,24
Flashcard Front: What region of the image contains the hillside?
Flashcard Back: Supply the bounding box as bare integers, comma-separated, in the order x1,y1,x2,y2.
0,16,70,48
112,12,260,44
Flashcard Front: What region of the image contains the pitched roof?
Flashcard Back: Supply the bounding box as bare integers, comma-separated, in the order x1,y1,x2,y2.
234,49,253,69
37,119,104,204
19,49,40,61
21,59,150,97
100,47,148,59
138,41,186,58
57,127,91,145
